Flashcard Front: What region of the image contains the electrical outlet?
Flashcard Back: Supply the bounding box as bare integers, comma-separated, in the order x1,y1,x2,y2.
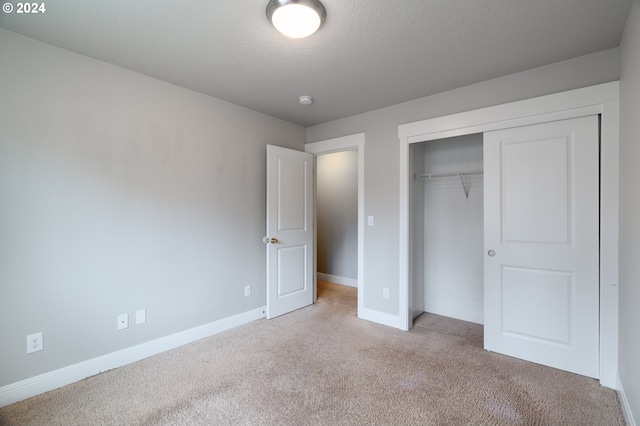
117,313,128,330
383,288,389,299
26,332,43,354
244,285,251,297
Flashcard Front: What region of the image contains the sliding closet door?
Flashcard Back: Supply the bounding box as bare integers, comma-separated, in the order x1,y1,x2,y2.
483,115,599,378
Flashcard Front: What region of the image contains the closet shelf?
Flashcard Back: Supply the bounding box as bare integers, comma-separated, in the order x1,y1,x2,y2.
415,170,483,180
415,170,483,199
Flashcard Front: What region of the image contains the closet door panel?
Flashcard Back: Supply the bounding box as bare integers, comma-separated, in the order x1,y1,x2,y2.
501,135,570,245
484,115,599,378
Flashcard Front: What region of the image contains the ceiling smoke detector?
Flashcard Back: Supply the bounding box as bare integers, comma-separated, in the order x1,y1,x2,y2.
266,0,327,39
298,95,313,105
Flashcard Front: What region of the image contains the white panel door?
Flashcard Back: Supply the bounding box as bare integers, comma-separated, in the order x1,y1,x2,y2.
484,115,599,378
266,145,314,319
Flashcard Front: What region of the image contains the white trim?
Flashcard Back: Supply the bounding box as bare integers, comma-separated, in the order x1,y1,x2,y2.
359,307,405,329
599,100,620,388
399,137,410,330
398,82,619,386
317,273,358,288
399,82,619,141
306,133,364,155
618,374,637,426
306,133,365,322
405,105,604,145
0,307,266,408
424,304,483,325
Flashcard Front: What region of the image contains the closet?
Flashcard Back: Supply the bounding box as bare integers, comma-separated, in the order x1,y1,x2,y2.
405,113,602,380
399,82,619,385
410,134,484,324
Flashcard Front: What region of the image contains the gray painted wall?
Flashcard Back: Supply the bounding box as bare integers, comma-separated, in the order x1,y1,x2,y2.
619,0,640,421
0,30,305,387
306,47,620,316
317,151,358,280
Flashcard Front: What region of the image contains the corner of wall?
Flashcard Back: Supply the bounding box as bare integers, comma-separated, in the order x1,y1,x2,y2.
618,374,638,426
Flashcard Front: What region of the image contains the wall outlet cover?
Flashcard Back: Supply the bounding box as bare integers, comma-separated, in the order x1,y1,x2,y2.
135,309,146,325
26,332,43,354
117,313,128,330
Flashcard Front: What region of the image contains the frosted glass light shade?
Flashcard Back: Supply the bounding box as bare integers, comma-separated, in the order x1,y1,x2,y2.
267,0,326,39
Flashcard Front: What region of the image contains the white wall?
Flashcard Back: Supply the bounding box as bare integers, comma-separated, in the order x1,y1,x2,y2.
0,29,305,388
317,150,358,281
618,0,640,422
307,47,620,317
421,135,484,324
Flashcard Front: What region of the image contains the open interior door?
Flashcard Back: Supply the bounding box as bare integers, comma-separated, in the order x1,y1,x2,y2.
265,145,314,319
483,115,600,378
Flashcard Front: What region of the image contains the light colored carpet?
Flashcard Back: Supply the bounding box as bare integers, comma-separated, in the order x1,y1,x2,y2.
0,281,625,425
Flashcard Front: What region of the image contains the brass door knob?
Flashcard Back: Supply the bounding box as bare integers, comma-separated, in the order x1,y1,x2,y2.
270,237,278,244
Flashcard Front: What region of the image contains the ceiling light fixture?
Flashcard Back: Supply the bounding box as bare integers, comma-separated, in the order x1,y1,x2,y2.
266,0,327,39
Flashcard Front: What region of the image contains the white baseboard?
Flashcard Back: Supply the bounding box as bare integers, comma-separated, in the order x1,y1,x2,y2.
359,308,405,330
618,373,637,426
317,273,357,288
0,306,267,408
424,303,484,325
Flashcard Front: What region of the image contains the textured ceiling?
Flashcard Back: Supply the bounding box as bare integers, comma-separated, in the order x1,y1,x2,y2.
0,0,633,127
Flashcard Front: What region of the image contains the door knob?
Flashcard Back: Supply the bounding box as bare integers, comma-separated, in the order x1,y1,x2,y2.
263,237,278,244
270,237,278,244
487,250,496,257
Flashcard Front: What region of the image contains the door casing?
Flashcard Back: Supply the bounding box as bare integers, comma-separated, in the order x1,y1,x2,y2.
398,82,620,388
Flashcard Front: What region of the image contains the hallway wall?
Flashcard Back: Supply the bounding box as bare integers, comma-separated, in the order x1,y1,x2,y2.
317,151,358,282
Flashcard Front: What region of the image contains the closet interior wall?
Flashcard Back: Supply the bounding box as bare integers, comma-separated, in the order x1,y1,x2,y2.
411,134,484,324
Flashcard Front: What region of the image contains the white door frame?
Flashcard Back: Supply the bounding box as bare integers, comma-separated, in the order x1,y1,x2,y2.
398,82,619,388
306,133,365,318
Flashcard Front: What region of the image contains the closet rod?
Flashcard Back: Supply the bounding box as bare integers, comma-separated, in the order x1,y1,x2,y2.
416,170,483,199
416,170,483,180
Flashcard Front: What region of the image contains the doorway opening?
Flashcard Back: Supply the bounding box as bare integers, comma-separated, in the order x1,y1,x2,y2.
316,150,358,308
306,133,365,318
317,150,358,286
409,134,484,324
